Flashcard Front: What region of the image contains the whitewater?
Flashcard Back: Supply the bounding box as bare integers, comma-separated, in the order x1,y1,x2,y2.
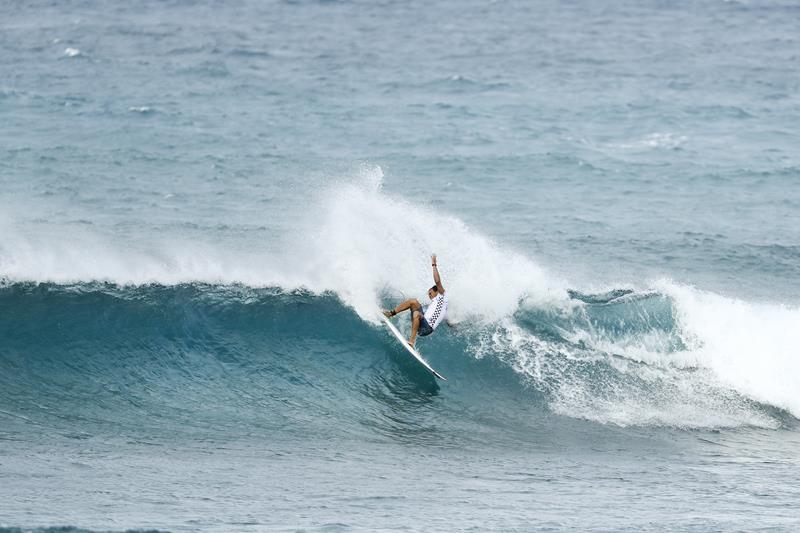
3,167,799,429
2,0,800,531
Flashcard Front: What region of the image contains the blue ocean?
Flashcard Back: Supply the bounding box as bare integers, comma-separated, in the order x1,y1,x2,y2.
2,0,799,531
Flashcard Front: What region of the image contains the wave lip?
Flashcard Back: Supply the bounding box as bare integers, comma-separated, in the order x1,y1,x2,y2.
663,282,800,419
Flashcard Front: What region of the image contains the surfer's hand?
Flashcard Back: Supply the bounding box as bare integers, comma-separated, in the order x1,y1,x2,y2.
431,254,437,266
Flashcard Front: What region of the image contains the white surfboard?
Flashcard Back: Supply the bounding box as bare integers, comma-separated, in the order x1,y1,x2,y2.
379,312,446,380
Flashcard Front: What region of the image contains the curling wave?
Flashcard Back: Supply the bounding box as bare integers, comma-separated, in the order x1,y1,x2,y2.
0,280,796,438
1,167,798,432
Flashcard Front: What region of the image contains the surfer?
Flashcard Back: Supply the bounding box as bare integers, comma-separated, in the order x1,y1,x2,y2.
382,254,449,348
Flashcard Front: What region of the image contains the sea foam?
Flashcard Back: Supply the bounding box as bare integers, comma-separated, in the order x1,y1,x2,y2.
1,167,797,427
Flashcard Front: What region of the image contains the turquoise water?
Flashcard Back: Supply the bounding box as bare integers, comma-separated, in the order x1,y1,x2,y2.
1,0,799,531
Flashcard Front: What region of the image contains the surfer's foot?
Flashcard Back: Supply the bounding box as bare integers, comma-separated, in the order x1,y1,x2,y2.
407,340,415,349
383,309,396,318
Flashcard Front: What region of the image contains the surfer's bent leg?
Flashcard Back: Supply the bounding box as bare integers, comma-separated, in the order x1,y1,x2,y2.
409,309,422,347
393,298,422,315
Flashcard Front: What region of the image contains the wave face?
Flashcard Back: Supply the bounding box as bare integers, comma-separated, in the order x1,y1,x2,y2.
2,170,799,436
1,278,797,441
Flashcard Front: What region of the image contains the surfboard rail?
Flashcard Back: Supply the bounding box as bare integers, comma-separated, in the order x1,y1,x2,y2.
378,312,446,380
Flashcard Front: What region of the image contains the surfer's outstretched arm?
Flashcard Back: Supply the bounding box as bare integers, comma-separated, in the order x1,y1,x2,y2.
431,254,445,294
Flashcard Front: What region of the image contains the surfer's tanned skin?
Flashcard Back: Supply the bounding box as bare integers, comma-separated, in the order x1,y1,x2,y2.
383,254,445,347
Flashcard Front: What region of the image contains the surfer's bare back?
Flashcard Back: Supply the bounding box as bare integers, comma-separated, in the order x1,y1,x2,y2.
382,254,449,347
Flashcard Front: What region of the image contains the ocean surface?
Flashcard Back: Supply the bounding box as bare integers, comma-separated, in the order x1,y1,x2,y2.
2,0,800,531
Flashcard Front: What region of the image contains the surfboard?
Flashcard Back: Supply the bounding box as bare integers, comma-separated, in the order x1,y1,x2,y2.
379,312,446,380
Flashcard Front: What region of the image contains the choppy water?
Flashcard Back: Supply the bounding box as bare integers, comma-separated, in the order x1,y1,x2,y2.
1,0,799,531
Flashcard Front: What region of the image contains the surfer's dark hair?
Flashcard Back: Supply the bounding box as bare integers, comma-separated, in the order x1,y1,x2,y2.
429,285,438,293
